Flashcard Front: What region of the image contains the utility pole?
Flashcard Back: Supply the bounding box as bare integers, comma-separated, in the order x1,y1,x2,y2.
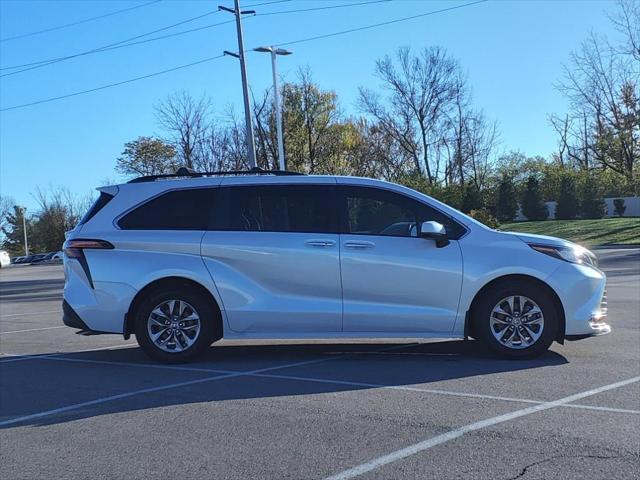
220,0,257,169
254,46,292,171
20,206,28,256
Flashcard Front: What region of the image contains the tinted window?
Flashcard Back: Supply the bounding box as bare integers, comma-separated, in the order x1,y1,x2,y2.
216,185,336,233
80,191,114,225
119,188,214,230
341,186,466,239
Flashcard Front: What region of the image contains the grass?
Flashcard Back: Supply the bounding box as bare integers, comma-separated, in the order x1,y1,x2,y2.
499,217,640,247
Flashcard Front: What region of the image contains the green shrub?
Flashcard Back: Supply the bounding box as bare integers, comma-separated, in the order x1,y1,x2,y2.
521,176,548,221
468,209,499,229
613,198,627,217
495,175,517,222
555,174,578,219
579,174,605,219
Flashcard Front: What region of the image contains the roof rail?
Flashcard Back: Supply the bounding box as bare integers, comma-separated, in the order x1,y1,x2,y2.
128,167,305,183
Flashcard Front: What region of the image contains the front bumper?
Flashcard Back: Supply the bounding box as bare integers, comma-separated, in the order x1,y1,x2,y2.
546,262,611,337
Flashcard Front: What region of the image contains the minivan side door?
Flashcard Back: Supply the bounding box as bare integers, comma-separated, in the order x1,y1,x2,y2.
337,184,464,334
201,181,343,333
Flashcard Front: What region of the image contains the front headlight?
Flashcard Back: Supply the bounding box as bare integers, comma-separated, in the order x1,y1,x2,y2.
529,243,598,268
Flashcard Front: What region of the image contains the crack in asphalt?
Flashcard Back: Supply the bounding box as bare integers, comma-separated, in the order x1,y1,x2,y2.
505,455,621,480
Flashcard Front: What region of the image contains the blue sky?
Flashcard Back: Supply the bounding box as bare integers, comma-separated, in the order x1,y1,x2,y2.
0,0,617,211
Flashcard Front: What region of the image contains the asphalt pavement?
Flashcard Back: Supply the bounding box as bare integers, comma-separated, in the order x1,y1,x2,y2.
0,250,638,479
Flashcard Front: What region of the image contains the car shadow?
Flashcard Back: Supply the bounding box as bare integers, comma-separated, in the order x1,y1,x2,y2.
1,340,568,429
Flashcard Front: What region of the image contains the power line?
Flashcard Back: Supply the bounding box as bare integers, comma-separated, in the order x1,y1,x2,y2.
257,0,390,17
0,56,225,112
0,0,381,75
276,0,488,47
0,9,222,76
0,0,162,43
0,0,487,112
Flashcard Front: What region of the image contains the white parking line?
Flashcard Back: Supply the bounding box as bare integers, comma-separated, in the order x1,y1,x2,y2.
323,376,640,480
0,350,375,427
0,343,133,364
0,310,60,319
16,354,640,416
0,326,65,335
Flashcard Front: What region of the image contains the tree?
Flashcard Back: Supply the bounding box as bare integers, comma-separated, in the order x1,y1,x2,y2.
461,182,483,213
553,1,639,184
495,175,517,223
30,187,84,252
0,195,14,237
116,137,178,177
555,174,579,219
579,174,606,219
1,205,32,256
521,176,548,221
359,46,461,183
282,68,342,173
155,91,211,169
613,198,627,216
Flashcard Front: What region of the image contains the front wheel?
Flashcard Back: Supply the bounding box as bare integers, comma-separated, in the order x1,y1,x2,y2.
134,287,218,363
474,280,559,359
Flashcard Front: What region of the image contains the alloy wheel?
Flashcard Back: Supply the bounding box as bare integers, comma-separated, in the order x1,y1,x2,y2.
146,299,201,353
489,295,544,350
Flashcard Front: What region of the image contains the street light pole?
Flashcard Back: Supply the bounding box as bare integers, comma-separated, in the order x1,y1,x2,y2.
220,0,257,169
254,46,292,171
21,207,28,256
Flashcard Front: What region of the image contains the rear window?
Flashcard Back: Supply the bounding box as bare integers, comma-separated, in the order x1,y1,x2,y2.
80,191,114,225
118,188,215,230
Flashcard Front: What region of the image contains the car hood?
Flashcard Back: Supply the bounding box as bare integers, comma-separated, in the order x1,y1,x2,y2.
498,230,576,248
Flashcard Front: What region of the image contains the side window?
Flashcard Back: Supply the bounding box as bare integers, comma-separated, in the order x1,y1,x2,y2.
341,186,466,239
343,187,419,237
218,185,336,233
118,188,214,230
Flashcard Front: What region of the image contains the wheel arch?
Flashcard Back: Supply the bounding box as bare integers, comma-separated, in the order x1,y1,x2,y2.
467,274,566,344
123,276,222,340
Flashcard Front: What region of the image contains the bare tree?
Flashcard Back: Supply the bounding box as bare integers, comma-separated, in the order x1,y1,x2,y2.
609,0,640,61
555,30,638,181
154,91,211,169
359,47,460,183
0,195,15,235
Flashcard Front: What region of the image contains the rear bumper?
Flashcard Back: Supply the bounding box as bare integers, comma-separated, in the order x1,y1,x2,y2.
62,300,91,330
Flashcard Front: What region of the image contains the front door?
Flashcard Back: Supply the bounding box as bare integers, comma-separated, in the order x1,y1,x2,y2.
337,185,463,334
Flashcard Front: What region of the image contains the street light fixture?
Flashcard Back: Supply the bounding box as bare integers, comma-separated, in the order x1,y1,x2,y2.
254,46,292,171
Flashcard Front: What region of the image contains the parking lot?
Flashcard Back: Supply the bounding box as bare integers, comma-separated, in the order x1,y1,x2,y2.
1,250,638,480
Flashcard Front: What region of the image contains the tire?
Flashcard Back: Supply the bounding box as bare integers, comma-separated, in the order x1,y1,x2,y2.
473,279,559,359
134,285,220,363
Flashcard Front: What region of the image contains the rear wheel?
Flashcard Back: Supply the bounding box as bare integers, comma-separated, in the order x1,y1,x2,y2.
134,286,219,363
474,280,559,359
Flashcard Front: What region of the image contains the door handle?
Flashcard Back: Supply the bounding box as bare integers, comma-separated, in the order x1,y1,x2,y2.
344,240,375,249
304,239,336,248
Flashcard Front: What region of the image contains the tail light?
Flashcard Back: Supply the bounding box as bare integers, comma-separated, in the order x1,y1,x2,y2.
63,239,114,288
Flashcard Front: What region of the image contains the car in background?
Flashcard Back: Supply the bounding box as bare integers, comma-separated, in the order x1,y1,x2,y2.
31,252,55,264
0,250,10,268
16,255,35,264
11,256,25,264
27,254,47,264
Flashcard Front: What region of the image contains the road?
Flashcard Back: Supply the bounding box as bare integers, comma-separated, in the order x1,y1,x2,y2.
0,250,638,479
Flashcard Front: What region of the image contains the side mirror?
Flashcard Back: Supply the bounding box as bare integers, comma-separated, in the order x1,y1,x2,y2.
420,221,450,248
